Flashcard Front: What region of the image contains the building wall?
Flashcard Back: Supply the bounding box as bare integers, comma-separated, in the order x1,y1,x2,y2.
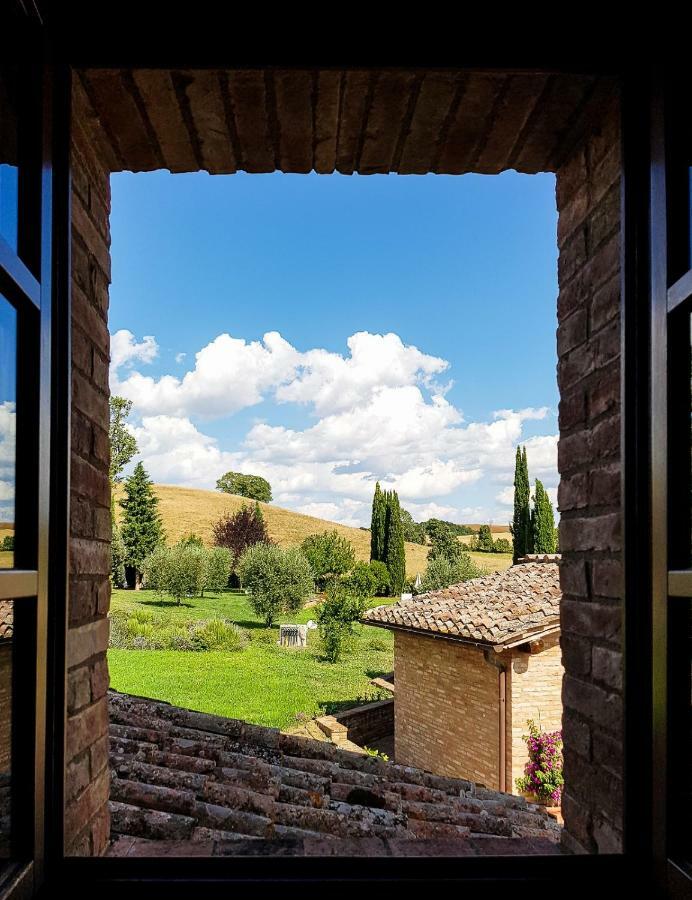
394,632,500,789
0,643,11,772
64,78,113,857
505,633,563,793
555,93,623,854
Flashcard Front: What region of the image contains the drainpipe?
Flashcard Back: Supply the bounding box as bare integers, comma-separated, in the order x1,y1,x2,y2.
499,669,507,793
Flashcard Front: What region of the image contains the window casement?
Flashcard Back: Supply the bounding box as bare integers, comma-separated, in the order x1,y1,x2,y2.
0,16,689,893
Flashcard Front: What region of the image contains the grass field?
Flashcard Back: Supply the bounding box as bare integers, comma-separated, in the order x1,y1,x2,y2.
0,524,13,569
113,483,512,577
108,588,396,728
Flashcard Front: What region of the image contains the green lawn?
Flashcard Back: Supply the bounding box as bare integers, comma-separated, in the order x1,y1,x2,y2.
108,588,394,729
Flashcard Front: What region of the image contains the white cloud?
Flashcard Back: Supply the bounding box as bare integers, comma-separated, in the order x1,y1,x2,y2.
175,352,186,364
110,329,158,374
114,330,559,529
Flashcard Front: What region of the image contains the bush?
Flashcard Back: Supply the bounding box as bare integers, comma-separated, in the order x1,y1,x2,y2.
300,530,356,590
1,535,14,551
143,544,233,602
368,560,391,596
418,553,482,593
238,543,314,626
108,609,248,652
204,546,233,593
493,538,513,554
345,561,377,599
515,720,564,806
317,581,366,663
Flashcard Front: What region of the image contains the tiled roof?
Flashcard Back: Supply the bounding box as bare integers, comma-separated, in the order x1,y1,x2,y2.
108,692,560,857
363,562,561,647
0,601,12,641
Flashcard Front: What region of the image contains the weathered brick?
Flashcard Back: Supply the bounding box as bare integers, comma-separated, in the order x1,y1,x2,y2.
587,362,620,421
591,558,623,600
559,512,621,553
557,308,587,357
560,633,591,677
590,273,619,334
69,538,111,577
66,617,109,668
558,389,586,433
562,673,622,733
66,696,110,763
90,656,110,701
558,472,588,512
561,709,591,758
592,646,622,692
561,598,621,645
68,666,91,714
66,752,91,803
589,464,620,508
559,559,588,597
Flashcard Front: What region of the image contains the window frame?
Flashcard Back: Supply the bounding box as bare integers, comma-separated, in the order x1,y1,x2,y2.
2,42,687,894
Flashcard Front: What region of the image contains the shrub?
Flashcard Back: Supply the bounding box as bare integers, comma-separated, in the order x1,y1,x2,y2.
345,561,377,599
368,560,391,596
238,543,314,626
515,720,564,806
317,581,366,663
203,546,233,593
110,522,127,588
418,552,481,593
493,538,513,554
300,530,356,590
108,609,248,652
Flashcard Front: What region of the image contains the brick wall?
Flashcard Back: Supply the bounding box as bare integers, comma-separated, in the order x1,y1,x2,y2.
505,633,563,793
555,94,623,854
334,699,394,747
64,79,113,857
394,632,500,788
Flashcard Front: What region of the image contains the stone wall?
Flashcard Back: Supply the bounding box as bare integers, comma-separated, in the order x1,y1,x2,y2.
555,94,623,854
394,632,500,789
505,633,563,792
64,78,113,857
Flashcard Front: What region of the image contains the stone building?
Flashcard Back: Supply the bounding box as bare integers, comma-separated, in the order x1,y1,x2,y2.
364,558,563,793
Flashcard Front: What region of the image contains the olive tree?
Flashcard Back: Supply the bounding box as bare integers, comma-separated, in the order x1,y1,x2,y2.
238,543,314,626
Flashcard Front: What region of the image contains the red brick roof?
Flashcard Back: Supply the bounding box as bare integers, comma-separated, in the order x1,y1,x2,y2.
363,561,561,647
0,601,12,641
108,691,560,856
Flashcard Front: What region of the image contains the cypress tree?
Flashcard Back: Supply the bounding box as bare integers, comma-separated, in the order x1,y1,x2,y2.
532,479,557,553
370,482,386,562
512,445,531,562
384,490,406,597
120,462,164,588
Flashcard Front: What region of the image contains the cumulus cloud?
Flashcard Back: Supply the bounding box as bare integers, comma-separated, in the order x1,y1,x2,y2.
110,330,158,374
112,329,559,528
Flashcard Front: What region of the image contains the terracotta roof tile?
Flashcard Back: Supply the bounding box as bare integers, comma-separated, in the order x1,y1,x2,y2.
108,691,560,855
363,561,561,646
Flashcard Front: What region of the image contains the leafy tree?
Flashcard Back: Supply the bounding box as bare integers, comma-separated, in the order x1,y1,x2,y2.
400,508,426,544
178,533,204,548
110,522,127,587
1,535,14,551
493,538,513,554
345,561,377,599
212,502,271,566
109,396,138,484
512,445,531,562
368,560,391,596
419,552,482,594
216,471,272,502
204,546,233,593
384,490,406,597
427,522,463,564
237,543,314,626
120,462,164,588
369,482,386,562
317,580,367,663
532,480,557,553
477,524,494,552
300,530,356,590
423,518,474,537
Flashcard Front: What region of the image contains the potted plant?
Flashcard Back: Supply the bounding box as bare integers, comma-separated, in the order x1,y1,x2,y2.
516,719,563,818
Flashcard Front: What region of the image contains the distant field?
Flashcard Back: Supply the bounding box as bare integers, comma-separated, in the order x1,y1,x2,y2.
113,484,513,577
0,525,13,569
459,531,512,545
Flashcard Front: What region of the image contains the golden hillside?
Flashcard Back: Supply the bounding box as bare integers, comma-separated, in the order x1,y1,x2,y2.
113,483,512,576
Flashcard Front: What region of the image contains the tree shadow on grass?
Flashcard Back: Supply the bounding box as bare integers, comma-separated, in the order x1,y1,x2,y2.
136,598,196,609
231,619,270,631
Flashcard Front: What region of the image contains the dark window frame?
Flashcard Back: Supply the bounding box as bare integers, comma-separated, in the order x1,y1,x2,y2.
0,31,687,894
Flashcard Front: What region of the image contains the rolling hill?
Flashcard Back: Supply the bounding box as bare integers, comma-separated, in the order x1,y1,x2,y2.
113,483,512,576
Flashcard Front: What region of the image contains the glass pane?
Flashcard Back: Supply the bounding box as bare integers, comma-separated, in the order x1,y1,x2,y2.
0,599,12,858
0,294,16,568
0,65,19,253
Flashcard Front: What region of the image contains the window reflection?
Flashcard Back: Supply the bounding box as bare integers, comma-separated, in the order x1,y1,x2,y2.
0,295,16,568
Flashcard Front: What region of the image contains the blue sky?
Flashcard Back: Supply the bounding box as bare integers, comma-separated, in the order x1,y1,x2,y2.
108,170,559,527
